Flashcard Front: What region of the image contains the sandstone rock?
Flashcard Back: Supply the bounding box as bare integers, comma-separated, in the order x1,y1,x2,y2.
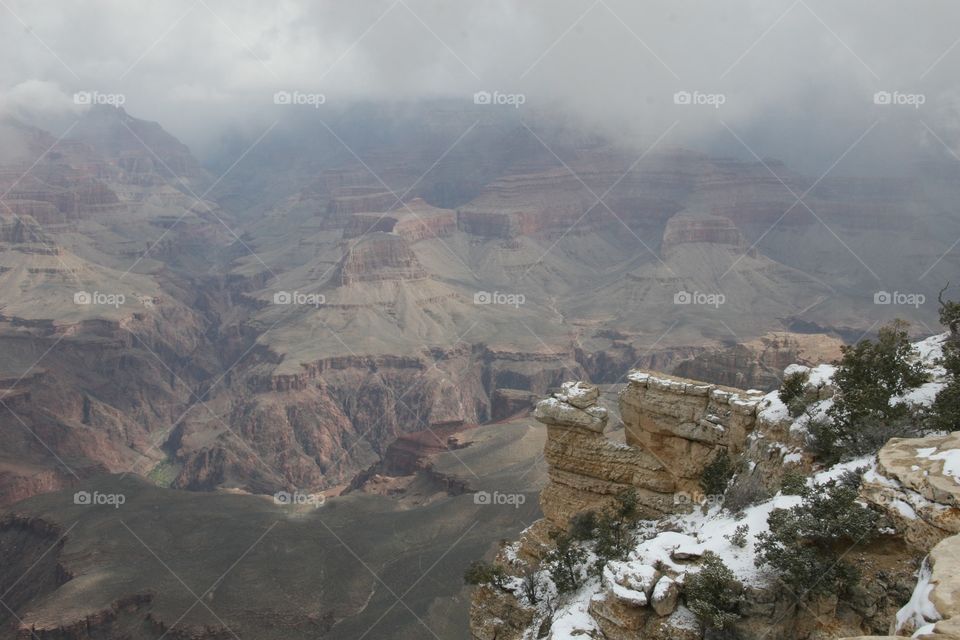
842,532,960,640
468,584,534,640
531,380,689,525
651,576,679,616
604,561,660,607
860,432,960,551
660,211,746,260
620,370,760,491
533,396,607,433
557,380,600,409
336,232,428,284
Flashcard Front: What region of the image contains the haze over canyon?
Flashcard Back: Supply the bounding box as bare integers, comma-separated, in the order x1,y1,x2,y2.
1,2,959,639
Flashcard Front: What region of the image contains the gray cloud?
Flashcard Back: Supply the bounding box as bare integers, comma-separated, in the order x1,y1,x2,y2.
1,0,959,171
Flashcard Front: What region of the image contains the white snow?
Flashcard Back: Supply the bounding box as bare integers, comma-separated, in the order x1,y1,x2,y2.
757,391,790,423
558,381,596,405
915,334,947,371
602,562,658,606
783,363,810,377
653,576,675,601
890,499,918,520
895,558,941,635
898,382,946,408
811,456,875,483
807,363,837,388
631,495,801,582
548,587,601,639
916,447,960,483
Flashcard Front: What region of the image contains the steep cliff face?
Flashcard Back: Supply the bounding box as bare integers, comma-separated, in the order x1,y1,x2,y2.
471,378,769,640
534,382,675,528
470,340,960,640
342,199,456,242
620,372,762,493
336,232,428,285
660,211,747,259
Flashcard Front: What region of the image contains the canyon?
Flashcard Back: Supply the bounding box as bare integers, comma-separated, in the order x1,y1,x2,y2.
0,103,958,638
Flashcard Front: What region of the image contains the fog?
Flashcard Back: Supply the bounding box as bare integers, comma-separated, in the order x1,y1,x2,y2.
1,0,960,173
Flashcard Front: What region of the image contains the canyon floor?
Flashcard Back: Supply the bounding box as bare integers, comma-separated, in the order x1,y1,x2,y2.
2,417,546,639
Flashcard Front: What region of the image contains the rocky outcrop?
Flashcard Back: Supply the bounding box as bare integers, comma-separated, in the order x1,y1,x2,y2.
860,432,960,553
327,187,400,218
456,169,596,238
660,211,747,259
342,199,456,243
674,331,845,391
533,382,675,527
468,374,927,640
336,232,428,285
922,534,960,638
620,371,763,495
848,432,960,640
517,374,766,537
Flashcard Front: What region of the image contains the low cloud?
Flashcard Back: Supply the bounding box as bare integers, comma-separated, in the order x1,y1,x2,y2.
1,0,959,171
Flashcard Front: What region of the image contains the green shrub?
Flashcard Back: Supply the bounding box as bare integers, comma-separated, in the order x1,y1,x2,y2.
930,381,960,432
755,470,878,598
779,370,810,407
568,510,597,541
545,531,588,594
701,451,736,498
787,397,809,418
828,321,925,425
594,489,641,567
464,560,509,589
807,321,926,462
930,290,960,431
725,524,749,548
779,471,807,496
685,552,743,631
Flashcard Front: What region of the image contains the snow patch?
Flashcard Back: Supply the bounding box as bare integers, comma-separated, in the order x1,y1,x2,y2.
895,558,941,635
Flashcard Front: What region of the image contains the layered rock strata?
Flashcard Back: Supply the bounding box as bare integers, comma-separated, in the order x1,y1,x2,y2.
528,375,765,532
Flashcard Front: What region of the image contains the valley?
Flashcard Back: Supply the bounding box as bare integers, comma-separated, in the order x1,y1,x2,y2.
0,103,957,638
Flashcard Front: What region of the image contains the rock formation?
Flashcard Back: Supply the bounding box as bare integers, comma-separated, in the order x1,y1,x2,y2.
336,232,428,285
471,353,960,640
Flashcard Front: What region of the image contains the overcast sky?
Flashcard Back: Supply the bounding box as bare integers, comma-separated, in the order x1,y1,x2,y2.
1,0,959,172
